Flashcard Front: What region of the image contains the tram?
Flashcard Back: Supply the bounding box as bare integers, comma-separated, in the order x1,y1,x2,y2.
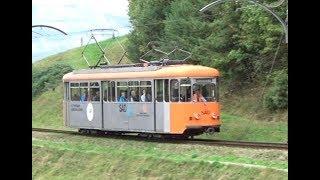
62,60,221,137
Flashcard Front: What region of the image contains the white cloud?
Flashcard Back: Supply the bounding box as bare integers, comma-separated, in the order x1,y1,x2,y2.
32,0,129,31
32,0,130,62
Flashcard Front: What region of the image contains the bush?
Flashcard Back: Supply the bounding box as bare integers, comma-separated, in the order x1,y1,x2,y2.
263,70,288,110
32,63,73,98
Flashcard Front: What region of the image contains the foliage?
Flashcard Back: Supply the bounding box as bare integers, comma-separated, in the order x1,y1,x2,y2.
32,64,73,98
127,0,288,110
127,0,172,60
263,70,288,110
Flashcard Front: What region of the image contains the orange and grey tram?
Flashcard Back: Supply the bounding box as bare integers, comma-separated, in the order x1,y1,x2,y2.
62,62,221,138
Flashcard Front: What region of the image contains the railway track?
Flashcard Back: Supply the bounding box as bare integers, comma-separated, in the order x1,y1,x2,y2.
188,139,287,150
32,128,288,150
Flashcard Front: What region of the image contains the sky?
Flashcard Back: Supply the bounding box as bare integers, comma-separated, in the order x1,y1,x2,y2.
32,0,131,62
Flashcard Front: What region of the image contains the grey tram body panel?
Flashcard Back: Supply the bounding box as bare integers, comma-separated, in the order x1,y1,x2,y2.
66,101,169,133
155,103,164,132
127,103,154,131
103,103,155,131
103,103,129,130
68,101,102,129
156,102,171,133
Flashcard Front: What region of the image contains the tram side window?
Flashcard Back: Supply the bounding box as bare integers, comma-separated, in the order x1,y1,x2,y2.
180,79,191,102
117,81,128,102
140,81,152,102
70,83,80,101
80,82,88,102
164,79,169,102
70,88,80,101
64,82,69,100
89,82,100,101
156,80,164,102
102,82,108,101
90,88,100,101
170,79,179,102
215,78,219,102
108,81,115,102
128,81,139,102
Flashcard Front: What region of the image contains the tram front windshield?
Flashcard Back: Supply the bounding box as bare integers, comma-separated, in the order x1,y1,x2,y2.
193,78,218,102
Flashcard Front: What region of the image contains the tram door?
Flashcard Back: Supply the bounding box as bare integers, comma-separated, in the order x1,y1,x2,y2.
155,79,170,133
102,81,130,131
127,80,154,131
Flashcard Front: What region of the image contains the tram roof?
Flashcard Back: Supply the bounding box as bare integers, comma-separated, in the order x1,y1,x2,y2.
62,64,219,82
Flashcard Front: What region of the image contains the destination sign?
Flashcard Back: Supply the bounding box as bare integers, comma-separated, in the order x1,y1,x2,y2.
71,104,83,111
196,79,212,83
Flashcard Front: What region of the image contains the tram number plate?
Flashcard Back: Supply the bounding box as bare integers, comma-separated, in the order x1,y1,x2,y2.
119,104,127,112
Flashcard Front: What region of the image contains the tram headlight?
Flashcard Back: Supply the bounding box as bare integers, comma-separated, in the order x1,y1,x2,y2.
211,113,217,119
193,113,200,120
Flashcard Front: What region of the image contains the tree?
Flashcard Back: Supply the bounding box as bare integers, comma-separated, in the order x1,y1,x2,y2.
127,0,287,110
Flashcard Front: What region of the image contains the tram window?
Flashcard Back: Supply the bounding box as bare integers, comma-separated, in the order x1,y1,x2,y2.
80,82,88,87
140,87,152,102
102,82,108,101
215,78,219,102
88,82,100,101
140,81,152,102
164,79,169,102
90,88,100,101
128,81,139,86
140,81,151,86
193,78,217,102
70,83,79,87
117,81,128,102
128,81,139,102
202,83,216,102
117,82,127,87
170,79,179,102
70,88,80,101
180,79,191,102
80,87,88,101
90,82,99,87
156,80,164,102
64,82,69,100
108,81,115,102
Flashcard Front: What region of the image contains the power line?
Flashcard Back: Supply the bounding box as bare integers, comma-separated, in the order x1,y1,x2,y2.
32,26,132,39
32,25,68,35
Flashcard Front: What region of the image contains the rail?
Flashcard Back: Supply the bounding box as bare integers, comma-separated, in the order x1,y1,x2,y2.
32,128,287,150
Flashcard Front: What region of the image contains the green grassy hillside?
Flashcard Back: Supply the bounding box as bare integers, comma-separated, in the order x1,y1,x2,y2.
33,131,288,179
33,36,130,70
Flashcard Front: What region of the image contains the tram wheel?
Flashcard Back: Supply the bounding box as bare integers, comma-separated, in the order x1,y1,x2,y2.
147,134,154,139
78,129,85,134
